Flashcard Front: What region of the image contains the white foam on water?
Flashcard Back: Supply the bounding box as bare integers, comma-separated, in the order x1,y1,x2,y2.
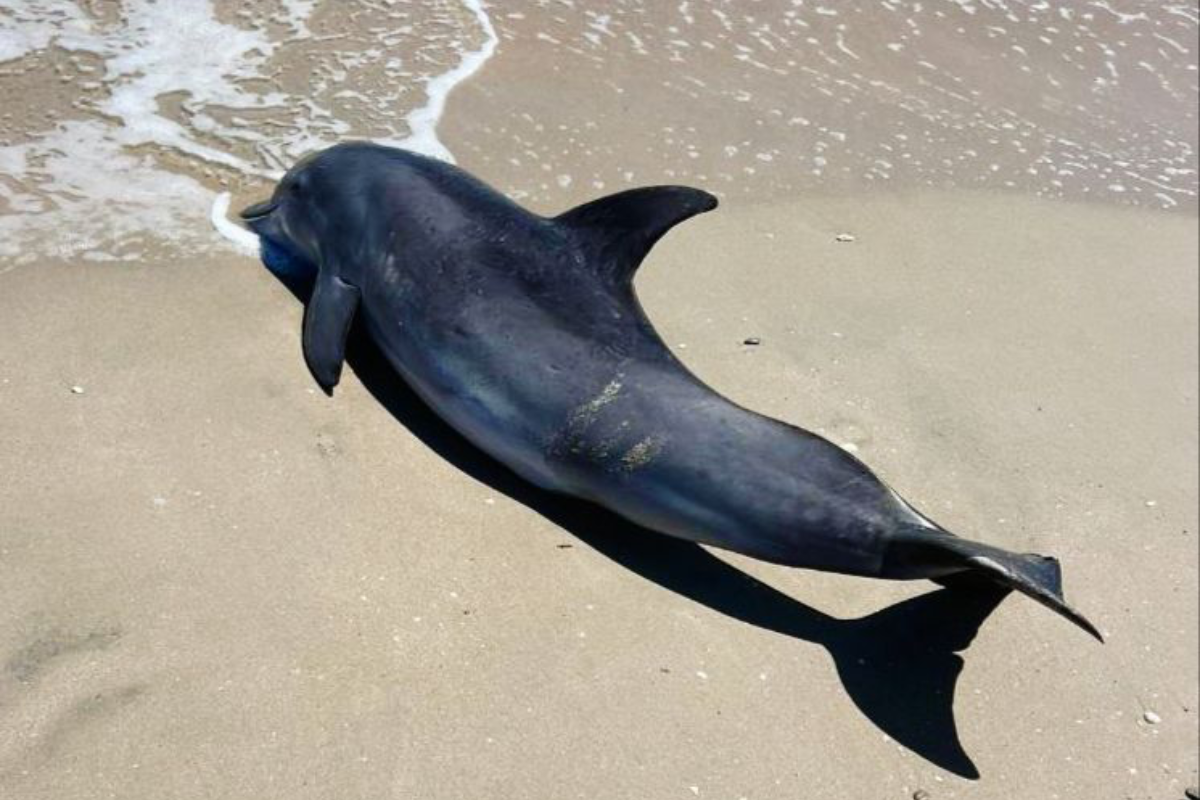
1,0,501,266
210,192,260,256
278,0,319,38
0,120,214,264
381,0,500,162
0,0,84,63
0,0,287,265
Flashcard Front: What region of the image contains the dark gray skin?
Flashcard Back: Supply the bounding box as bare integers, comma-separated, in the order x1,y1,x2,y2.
242,142,1100,641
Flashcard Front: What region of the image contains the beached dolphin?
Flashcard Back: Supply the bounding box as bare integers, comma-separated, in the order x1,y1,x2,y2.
241,142,1100,641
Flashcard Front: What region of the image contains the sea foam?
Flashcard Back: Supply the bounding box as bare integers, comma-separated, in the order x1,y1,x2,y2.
0,0,500,266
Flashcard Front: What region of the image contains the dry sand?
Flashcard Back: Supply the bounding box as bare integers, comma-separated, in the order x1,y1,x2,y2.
1,2,1198,799
1,190,1196,799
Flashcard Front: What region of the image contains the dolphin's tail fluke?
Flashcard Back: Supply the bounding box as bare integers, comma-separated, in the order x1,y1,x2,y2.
935,539,1103,642
884,526,1103,642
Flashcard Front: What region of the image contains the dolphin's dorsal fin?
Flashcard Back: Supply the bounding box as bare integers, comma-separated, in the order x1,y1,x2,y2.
555,186,718,287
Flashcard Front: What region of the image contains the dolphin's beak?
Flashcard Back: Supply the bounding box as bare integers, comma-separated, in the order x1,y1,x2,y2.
239,200,277,221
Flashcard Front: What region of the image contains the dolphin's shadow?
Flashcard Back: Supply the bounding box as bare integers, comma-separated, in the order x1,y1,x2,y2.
270,266,1008,780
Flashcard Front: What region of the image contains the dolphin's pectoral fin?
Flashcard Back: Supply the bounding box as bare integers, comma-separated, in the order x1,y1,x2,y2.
302,273,361,395
556,185,718,287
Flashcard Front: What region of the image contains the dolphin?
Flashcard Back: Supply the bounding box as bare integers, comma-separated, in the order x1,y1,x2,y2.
241,142,1100,641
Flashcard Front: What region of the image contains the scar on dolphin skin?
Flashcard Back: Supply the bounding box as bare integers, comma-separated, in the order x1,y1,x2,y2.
620,435,665,472
574,377,624,425
548,376,625,459
242,142,1101,654
550,379,665,473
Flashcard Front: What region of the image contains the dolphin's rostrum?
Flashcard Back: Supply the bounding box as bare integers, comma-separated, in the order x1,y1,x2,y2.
242,142,1100,641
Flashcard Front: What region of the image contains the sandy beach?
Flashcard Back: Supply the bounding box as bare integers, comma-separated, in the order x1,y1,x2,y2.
1,2,1197,799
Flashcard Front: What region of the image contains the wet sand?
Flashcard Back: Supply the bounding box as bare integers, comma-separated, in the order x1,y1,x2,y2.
2,2,1198,798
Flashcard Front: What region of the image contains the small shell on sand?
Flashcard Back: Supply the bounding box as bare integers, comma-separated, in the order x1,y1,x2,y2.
835,232,856,242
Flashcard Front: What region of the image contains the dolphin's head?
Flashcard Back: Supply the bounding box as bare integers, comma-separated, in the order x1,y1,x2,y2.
241,143,402,282
239,151,326,280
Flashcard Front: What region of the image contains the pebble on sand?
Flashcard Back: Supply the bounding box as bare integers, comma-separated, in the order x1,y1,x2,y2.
913,790,931,800
743,337,762,346
834,232,856,242
70,385,85,394
1142,710,1162,725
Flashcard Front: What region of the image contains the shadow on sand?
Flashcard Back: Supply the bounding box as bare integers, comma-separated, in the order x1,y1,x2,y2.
269,266,1010,780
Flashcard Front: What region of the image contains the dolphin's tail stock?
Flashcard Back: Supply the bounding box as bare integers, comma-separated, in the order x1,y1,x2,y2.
883,525,1103,642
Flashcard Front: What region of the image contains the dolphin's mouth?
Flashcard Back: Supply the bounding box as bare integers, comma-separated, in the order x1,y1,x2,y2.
239,200,277,221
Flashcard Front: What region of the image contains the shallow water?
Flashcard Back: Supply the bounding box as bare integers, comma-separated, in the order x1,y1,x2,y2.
0,0,495,265
452,0,1198,213
0,0,1195,267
